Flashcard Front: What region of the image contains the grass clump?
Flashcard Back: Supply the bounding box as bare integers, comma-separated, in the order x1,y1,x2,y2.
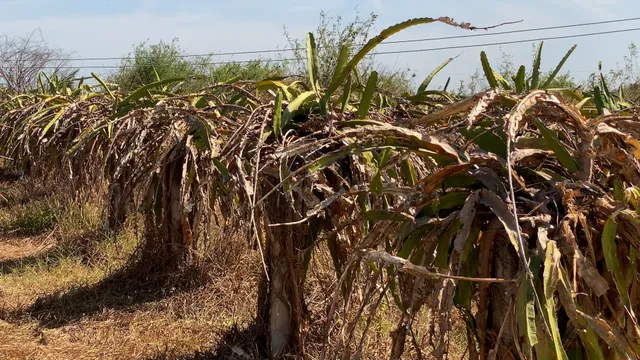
0,199,57,236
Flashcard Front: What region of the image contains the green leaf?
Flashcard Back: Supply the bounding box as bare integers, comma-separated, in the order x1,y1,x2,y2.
306,33,320,94
91,72,115,99
282,91,316,127
528,168,567,182
370,147,391,194
602,217,630,306
309,146,355,173
66,125,106,156
386,266,404,310
192,96,209,109
531,118,578,173
494,71,512,90
308,142,445,174
117,77,185,111
434,221,460,269
353,67,363,87
575,97,593,110
554,89,584,102
221,75,241,84
358,71,378,119
370,173,383,195
41,72,54,93
273,91,284,137
613,176,625,202
409,90,454,104
515,136,552,151
151,66,161,82
541,45,577,89
514,65,526,93
593,86,605,115
39,107,66,141
459,126,507,159
455,227,480,315
443,174,478,189
364,210,413,222
256,80,293,101
401,159,417,187
556,267,606,360
543,242,560,298
398,231,424,260
580,328,605,360
531,42,544,89
325,17,439,101
37,73,45,93
419,192,471,217
517,272,538,347
340,76,352,112
543,241,570,360
618,84,633,109
599,64,614,104
378,148,391,168
480,51,498,89
443,77,451,92
333,45,351,87
212,159,230,179
27,103,67,123
309,145,395,174
279,158,292,193
191,117,218,150
336,119,388,128
417,57,453,93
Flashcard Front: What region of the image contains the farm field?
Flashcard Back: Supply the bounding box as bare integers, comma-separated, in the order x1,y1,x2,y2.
0,171,469,360
1,14,640,360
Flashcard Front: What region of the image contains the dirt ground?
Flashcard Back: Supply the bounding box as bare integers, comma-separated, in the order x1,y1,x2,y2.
0,231,262,360
0,174,468,360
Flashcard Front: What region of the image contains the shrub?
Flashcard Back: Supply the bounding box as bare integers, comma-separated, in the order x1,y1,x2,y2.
284,11,415,96
110,39,286,92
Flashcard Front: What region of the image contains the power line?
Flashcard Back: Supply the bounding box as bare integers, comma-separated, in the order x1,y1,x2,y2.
14,25,640,70
51,16,640,62
23,58,299,69
373,26,640,55
383,16,640,45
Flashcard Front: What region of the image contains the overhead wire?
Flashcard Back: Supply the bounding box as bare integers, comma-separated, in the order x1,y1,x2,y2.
45,16,640,62
17,25,640,70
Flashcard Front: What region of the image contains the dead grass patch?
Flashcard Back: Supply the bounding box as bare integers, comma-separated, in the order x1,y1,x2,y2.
0,173,468,359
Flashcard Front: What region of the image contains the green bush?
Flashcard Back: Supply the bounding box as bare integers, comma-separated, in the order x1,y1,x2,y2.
6,200,57,235
456,44,580,96
109,39,197,92
109,39,285,92
205,60,285,84
284,11,415,96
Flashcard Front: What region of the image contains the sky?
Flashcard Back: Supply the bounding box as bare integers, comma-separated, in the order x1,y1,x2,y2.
0,0,639,88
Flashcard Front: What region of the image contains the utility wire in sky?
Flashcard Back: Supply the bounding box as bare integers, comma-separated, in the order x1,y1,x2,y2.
44,16,640,62
23,25,640,70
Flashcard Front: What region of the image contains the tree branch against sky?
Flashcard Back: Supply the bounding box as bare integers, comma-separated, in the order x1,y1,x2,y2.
0,29,74,93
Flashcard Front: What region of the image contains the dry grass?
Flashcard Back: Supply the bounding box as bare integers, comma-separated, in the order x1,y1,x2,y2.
301,247,469,360
0,174,265,360
0,232,262,360
0,174,468,360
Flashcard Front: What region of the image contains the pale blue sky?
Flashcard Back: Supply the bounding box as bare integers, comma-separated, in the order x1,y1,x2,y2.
1,0,638,87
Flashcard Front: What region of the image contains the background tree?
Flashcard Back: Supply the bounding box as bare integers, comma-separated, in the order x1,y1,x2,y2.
110,39,285,92
109,39,198,92
0,29,76,93
284,11,415,96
